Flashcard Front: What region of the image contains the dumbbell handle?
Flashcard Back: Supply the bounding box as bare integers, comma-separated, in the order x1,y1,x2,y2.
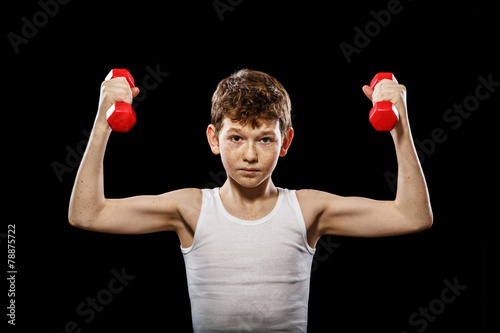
105,69,137,132
368,72,399,132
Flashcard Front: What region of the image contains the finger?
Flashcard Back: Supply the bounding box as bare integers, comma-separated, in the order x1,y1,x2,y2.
372,82,406,105
131,87,140,98
112,91,133,105
362,85,373,101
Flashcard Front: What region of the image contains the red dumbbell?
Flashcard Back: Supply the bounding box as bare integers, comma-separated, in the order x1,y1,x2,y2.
105,69,137,132
368,72,399,131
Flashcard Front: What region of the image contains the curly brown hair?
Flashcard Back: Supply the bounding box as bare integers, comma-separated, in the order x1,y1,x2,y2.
211,69,292,136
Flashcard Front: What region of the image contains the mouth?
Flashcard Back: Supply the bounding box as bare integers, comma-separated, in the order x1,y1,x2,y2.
239,168,260,175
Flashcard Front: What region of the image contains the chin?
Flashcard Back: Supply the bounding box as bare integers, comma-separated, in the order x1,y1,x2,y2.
231,175,268,189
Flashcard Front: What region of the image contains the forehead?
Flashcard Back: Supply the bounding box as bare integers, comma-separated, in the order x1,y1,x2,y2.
220,117,280,135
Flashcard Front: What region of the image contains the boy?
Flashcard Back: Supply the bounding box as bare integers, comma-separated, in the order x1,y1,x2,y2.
69,68,432,332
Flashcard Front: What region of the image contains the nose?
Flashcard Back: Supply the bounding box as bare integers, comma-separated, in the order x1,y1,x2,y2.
243,142,258,163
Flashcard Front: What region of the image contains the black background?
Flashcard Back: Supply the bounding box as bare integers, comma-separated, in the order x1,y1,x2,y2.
5,0,497,332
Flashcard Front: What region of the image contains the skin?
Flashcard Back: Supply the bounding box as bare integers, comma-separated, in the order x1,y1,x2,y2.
69,74,432,250
205,118,293,221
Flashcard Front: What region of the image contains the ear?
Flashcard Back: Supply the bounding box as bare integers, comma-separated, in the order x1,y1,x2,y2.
206,124,220,155
280,128,294,157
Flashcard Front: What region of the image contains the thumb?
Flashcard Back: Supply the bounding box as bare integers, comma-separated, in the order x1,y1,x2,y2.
131,87,140,98
362,85,373,102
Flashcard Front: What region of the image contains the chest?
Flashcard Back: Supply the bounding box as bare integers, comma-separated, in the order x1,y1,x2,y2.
222,198,278,221
190,218,312,280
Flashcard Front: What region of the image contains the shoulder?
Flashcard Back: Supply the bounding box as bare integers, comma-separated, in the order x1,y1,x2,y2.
296,189,340,206
158,188,203,234
159,187,202,199
179,187,203,219
169,187,203,200
157,188,202,220
295,189,343,247
296,189,341,223
162,188,203,209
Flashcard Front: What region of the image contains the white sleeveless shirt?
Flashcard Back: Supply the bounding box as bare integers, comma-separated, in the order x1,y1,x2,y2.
181,187,316,332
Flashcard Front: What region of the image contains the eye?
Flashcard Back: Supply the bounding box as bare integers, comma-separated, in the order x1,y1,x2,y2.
260,137,273,144
231,136,242,142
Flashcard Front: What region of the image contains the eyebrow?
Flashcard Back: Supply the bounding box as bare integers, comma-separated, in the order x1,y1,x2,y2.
225,128,277,137
258,131,278,137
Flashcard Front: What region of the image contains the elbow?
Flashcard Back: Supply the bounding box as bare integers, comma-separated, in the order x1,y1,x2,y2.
418,218,433,232
414,211,433,233
401,200,433,233
394,201,433,234
68,199,83,228
399,209,433,234
426,213,434,230
68,213,83,228
68,199,106,230
424,206,434,230
68,207,78,227
68,204,80,227
68,210,92,230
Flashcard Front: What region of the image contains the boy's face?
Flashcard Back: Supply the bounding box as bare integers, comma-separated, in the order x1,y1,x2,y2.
207,118,293,189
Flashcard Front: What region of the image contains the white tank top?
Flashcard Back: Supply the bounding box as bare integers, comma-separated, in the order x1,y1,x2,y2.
181,187,316,332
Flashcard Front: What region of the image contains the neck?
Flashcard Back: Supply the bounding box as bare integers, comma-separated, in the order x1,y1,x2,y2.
220,176,277,203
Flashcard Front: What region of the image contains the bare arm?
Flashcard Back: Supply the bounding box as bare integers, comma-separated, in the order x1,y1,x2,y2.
68,115,111,230
300,78,432,241
68,72,200,235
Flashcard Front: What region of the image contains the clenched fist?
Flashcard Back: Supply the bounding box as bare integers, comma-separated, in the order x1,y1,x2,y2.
362,78,408,134
96,70,140,128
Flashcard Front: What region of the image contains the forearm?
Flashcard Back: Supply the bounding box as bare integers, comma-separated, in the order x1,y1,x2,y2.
391,123,433,228
68,117,111,226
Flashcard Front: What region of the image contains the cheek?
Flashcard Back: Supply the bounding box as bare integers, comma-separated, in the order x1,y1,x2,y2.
260,147,281,167
219,145,236,167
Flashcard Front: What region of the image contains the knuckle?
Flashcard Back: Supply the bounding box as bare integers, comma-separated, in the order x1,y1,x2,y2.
104,77,129,89
115,77,128,85
116,92,132,103
100,80,110,90
118,93,129,102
